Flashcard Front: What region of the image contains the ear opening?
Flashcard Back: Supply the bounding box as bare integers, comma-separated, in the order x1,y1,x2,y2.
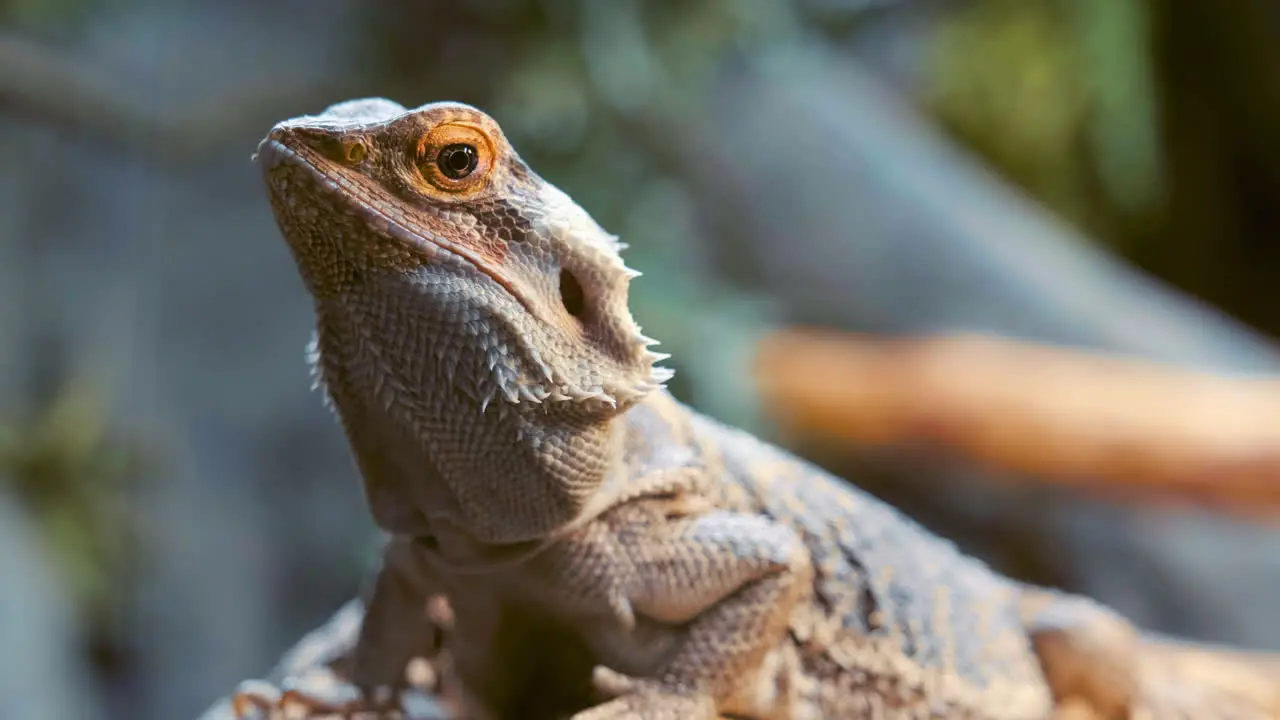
560,268,586,318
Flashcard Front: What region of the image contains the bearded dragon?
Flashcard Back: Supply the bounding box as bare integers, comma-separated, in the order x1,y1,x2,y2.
228,97,1280,719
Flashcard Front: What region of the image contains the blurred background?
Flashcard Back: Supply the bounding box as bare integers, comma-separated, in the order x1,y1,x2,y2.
2,0,1279,718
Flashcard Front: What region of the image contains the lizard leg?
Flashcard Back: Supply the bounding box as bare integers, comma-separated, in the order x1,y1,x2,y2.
1020,588,1139,720
350,536,446,695
233,536,447,719
569,504,812,720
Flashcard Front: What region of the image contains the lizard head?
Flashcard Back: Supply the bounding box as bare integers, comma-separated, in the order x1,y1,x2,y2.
257,98,670,414
255,99,671,542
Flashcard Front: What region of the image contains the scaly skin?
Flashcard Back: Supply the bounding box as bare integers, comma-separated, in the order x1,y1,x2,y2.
225,98,1280,719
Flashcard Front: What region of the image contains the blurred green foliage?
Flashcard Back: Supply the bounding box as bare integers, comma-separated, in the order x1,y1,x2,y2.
925,0,1163,245
924,0,1280,337
0,375,147,647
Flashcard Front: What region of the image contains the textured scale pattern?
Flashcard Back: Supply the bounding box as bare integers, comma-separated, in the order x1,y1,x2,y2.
227,98,1280,720
681,407,1052,717
599,394,1054,719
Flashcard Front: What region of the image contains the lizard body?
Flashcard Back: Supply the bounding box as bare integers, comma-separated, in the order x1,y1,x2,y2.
236,98,1280,719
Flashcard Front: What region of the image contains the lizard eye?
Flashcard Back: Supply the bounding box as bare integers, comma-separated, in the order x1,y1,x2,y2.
416,122,494,193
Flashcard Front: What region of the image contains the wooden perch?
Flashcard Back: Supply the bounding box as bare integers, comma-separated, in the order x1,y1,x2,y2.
753,328,1280,518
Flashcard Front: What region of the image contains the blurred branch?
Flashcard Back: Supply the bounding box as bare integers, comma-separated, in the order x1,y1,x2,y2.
0,34,144,147
754,328,1280,519
0,34,345,162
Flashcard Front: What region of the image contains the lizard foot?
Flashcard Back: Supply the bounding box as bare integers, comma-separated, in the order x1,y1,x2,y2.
569,680,717,720
232,675,395,719
231,658,444,719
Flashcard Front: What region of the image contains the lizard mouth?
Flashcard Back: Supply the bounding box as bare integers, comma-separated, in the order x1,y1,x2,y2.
256,135,537,316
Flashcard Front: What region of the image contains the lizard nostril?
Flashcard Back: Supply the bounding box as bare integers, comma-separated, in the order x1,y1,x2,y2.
559,269,586,318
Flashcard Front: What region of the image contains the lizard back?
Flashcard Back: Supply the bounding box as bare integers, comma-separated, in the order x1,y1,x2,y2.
623,392,1054,718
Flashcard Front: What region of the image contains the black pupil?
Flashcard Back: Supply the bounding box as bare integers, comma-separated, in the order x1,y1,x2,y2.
438,144,478,179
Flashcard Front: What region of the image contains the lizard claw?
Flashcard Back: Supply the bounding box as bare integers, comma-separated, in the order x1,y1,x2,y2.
231,679,281,718
589,666,639,700
279,674,371,715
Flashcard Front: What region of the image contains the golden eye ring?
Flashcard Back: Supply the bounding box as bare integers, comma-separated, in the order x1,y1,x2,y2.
416,122,494,193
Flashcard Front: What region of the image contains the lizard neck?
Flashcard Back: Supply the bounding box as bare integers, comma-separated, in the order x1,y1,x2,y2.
312,299,625,546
